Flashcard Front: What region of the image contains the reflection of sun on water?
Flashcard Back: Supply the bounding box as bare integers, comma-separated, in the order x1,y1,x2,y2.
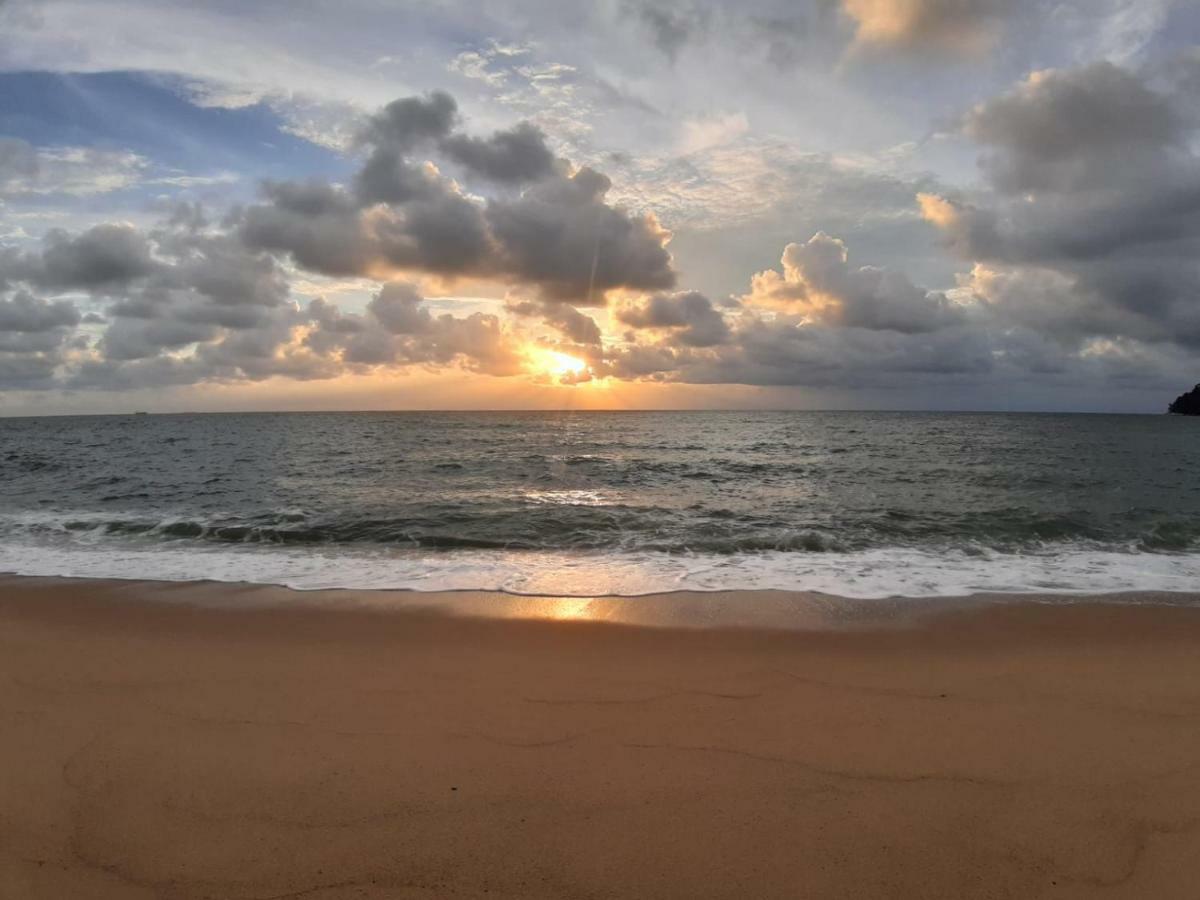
545,598,602,621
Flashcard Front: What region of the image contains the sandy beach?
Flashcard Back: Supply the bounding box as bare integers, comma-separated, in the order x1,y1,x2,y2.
2,578,1200,899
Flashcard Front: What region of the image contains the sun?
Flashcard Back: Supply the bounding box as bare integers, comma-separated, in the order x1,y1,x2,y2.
529,347,589,379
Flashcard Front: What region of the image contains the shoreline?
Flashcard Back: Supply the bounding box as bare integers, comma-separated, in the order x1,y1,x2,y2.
3,577,1200,897
4,573,1200,630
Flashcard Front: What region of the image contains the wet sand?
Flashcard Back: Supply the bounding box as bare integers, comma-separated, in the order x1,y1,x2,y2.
2,577,1200,898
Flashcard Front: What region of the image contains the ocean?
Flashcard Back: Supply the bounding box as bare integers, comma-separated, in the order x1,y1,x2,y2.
2,410,1199,597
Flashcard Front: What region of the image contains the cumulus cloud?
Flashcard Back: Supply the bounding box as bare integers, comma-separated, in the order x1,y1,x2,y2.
0,288,82,388
923,60,1200,348
962,62,1183,193
241,90,675,303
484,167,675,302
746,232,962,333
0,289,80,333
0,200,540,389
0,89,674,392
5,224,158,291
616,290,731,347
0,210,309,387
305,281,526,375
595,208,1195,395
357,91,459,151
439,122,561,183
508,298,603,345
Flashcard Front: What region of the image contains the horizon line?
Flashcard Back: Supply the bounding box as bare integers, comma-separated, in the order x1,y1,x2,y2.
0,407,1174,420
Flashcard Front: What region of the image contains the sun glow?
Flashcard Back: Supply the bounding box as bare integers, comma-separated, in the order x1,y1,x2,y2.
528,347,589,380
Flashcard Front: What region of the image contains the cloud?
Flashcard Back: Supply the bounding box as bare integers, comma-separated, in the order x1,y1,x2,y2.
439,122,561,183
5,224,158,291
367,281,434,335
0,288,82,388
0,138,38,188
595,216,1196,396
678,112,749,155
0,205,533,390
0,139,159,197
842,0,1009,55
240,181,377,276
616,290,731,347
484,166,675,302
628,2,711,62
357,91,459,151
241,91,676,303
508,298,603,345
306,281,526,375
962,62,1182,193
4,51,1198,408
0,200,1193,400
0,288,80,333
922,60,1200,348
745,232,963,333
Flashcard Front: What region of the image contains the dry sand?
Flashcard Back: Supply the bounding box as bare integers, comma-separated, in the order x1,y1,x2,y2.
2,577,1200,899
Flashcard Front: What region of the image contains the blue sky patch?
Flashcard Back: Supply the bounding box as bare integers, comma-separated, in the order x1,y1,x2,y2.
0,70,348,185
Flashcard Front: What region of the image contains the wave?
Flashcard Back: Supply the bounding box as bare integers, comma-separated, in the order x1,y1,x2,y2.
3,538,1200,598
3,507,1200,555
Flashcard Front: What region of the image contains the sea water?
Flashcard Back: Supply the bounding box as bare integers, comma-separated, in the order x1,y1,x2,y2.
2,410,1199,597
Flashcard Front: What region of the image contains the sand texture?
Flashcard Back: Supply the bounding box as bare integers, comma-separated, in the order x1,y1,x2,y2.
3,578,1200,898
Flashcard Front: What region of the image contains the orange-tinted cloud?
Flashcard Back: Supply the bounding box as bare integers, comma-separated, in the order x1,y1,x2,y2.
842,0,1004,55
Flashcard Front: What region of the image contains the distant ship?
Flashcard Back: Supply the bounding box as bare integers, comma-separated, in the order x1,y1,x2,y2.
133,411,149,416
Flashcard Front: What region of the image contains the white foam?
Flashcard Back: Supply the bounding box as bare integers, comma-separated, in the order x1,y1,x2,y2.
2,538,1200,599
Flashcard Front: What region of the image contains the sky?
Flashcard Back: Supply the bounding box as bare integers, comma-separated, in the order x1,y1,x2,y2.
1,0,1199,414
